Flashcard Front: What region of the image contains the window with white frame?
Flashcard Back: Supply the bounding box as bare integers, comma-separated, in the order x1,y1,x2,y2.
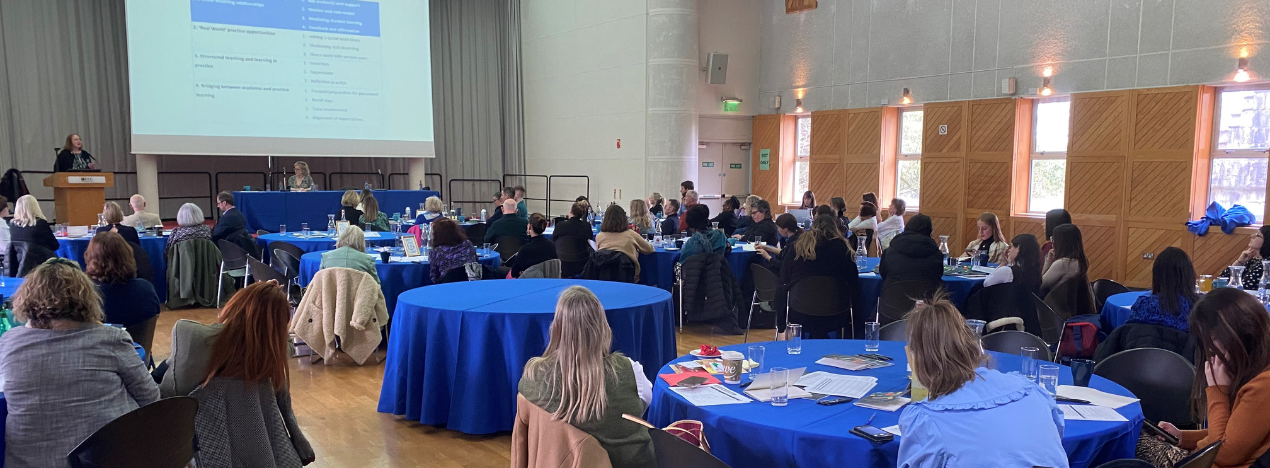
896,109,923,208
1029,98,1071,212
1210,88,1270,222
793,115,811,202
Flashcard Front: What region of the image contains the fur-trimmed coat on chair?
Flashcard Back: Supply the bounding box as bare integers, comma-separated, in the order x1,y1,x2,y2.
291,267,389,365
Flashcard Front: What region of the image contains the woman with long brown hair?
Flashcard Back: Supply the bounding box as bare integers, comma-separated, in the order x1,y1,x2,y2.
964,212,1009,265
360,195,390,232
898,298,1067,468
54,133,95,172
596,204,654,276
519,286,654,468
776,214,862,339
1154,288,1270,468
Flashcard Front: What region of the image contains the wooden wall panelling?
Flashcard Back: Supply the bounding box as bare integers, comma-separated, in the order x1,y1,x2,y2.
1124,224,1190,286
751,115,783,204
844,108,884,201
785,0,817,14
1014,218,1046,241
1194,229,1255,277
921,101,968,248
809,110,846,200
1068,90,1131,282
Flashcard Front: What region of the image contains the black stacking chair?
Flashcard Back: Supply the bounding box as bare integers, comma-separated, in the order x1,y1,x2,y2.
648,427,728,468
554,236,592,278
878,320,907,342
67,397,201,468
1094,348,1196,426
247,256,287,284
268,241,305,270
1032,293,1066,346
877,280,940,324
494,236,523,264
1092,279,1131,312
746,264,779,343
130,242,155,285
215,240,251,305
787,276,846,339
982,330,1053,361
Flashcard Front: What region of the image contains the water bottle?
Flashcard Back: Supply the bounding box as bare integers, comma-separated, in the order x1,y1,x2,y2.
938,235,951,266
481,209,487,222
404,207,412,220
419,180,424,190
364,181,371,190
1261,259,1270,303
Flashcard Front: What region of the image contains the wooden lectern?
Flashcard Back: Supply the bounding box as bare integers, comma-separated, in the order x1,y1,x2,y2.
43,172,114,226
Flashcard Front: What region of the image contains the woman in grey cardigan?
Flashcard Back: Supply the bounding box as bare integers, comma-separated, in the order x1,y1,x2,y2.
0,258,160,468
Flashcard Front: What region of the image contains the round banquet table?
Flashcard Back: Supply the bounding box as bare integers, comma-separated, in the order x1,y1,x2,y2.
377,279,677,434
1100,291,1148,330
57,235,168,300
255,231,405,262
638,245,760,291
649,340,1144,468
856,257,987,318
296,249,502,314
0,277,24,300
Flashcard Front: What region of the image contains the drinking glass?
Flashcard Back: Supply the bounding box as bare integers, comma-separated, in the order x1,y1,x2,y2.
1230,265,1246,290
420,203,426,212
752,236,763,247
653,235,663,248
770,367,789,407
1070,359,1095,387
864,322,880,352
786,324,802,355
1039,364,1060,397
748,345,766,376
1020,347,1040,381
712,222,720,231
279,224,287,234
482,243,491,255
965,319,986,336
301,223,310,237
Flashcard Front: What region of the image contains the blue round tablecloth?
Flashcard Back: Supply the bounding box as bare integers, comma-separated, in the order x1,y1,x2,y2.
296,249,502,314
377,279,677,434
1101,291,1148,330
855,257,986,319
649,340,1144,468
57,235,168,300
638,246,760,291
255,231,405,262
0,277,24,301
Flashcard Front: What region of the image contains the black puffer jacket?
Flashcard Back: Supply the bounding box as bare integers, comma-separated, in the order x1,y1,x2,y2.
679,252,742,326
878,232,943,284
1094,323,1195,363
581,249,637,283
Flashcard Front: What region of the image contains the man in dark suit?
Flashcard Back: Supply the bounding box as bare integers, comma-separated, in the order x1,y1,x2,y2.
212,191,247,244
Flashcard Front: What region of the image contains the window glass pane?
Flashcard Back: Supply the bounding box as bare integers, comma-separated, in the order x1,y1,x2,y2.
1034,100,1071,153
1029,159,1066,212
1217,90,1270,150
897,159,921,207
900,111,924,155
1208,157,1267,222
794,160,809,196
796,116,811,156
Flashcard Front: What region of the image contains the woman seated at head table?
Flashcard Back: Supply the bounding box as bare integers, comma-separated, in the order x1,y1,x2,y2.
1126,247,1198,334
415,196,445,226
340,190,364,228
86,232,161,355
1144,288,1270,468
983,234,1043,296
8,194,60,253
429,218,477,284
0,259,160,468
519,286,654,468
963,212,1008,265
166,203,213,258
509,213,557,278
156,281,315,464
595,205,654,277
96,201,140,244
1220,225,1270,291
898,297,1068,468
676,204,728,266
320,225,380,284
288,161,315,191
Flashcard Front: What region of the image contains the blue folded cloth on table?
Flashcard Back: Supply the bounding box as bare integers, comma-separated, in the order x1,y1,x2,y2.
1187,202,1255,235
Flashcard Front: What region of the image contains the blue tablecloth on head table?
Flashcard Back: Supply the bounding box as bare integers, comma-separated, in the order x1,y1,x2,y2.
296,250,502,314
234,190,440,233
57,235,169,300
377,279,677,434
649,340,1145,468
255,231,405,263
855,257,987,319
1101,291,1148,330
638,246,760,291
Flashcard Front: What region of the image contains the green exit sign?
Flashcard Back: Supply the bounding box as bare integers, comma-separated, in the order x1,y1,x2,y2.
701,162,715,167
730,163,743,169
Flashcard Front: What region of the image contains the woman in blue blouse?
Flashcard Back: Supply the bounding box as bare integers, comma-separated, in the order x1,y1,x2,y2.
899,298,1068,468
1127,247,1198,332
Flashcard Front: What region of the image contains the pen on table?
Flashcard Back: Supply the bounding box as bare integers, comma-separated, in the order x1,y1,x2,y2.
865,413,876,426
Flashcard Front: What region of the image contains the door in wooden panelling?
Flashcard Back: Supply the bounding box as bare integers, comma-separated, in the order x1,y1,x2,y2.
751,115,782,203
810,111,844,163
845,110,882,159
966,161,1011,212
1066,161,1125,217
923,103,966,157
920,161,964,211
843,162,880,201
1069,93,1128,157
1194,230,1253,276
968,99,1016,154
810,163,840,199
1125,228,1189,287
1082,224,1119,281
1132,89,1197,154
1130,161,1191,221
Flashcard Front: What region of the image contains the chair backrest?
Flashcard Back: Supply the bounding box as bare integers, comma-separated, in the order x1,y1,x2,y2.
495,236,523,261
1092,279,1130,312
216,239,249,269
130,242,155,284
9,241,55,277
788,276,841,317
268,241,306,268
124,316,159,366
581,249,637,283
981,330,1053,361
554,236,592,262
67,396,200,468
877,280,940,321
520,259,562,279
1093,348,1196,425
247,256,287,284
648,427,729,468
1176,440,1223,468
878,319,907,342
1032,293,1066,345
463,223,488,242
1044,276,1097,320
750,263,780,302
272,249,302,281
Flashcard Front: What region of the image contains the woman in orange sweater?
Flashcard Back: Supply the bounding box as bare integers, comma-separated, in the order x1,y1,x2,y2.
1158,288,1270,468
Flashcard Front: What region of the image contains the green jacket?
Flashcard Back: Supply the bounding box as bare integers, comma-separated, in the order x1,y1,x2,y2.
320,247,381,284
166,238,233,308
485,214,529,244
361,212,391,232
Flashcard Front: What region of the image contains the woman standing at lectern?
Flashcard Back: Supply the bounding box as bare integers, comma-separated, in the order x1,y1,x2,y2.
54,134,95,172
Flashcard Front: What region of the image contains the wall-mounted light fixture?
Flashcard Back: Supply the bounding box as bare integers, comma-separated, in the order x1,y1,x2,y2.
899,88,912,105
1235,49,1252,83
794,98,804,113
1039,66,1055,96
722,97,742,112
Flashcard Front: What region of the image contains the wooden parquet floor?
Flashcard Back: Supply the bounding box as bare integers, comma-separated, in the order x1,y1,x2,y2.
152,308,754,468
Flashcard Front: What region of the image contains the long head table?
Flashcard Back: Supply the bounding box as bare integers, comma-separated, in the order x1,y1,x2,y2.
234,189,440,233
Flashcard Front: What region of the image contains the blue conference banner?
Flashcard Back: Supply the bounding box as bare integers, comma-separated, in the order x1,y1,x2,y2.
191,0,381,37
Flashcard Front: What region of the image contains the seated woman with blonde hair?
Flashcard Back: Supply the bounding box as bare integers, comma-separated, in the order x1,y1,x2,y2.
96,201,141,244
320,225,380,284
519,286,653,468
340,190,363,228
898,297,1067,468
415,196,445,226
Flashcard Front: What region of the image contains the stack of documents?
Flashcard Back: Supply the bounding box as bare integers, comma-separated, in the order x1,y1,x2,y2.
796,373,878,398
744,368,814,402
1056,386,1139,409
669,385,750,406
816,354,894,371
1059,405,1128,422
853,392,911,412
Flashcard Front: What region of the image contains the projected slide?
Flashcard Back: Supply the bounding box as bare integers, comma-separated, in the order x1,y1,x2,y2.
126,0,434,158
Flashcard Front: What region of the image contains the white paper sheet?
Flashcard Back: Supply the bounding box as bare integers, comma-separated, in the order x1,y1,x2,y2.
748,368,806,390
803,375,878,398
882,425,902,436
390,256,429,263
669,384,752,406
745,386,815,403
1059,404,1129,422
363,231,383,238
795,371,834,387
1057,386,1140,409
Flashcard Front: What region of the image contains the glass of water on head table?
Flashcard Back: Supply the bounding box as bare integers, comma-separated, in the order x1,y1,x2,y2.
279,225,286,235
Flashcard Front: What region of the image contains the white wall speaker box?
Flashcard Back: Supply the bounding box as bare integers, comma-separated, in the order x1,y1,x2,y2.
771,95,781,109
1001,77,1017,95
707,53,729,85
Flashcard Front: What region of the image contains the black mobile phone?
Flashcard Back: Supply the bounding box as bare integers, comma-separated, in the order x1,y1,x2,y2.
817,397,854,406
850,425,894,444
1143,420,1179,446
1055,396,1091,404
